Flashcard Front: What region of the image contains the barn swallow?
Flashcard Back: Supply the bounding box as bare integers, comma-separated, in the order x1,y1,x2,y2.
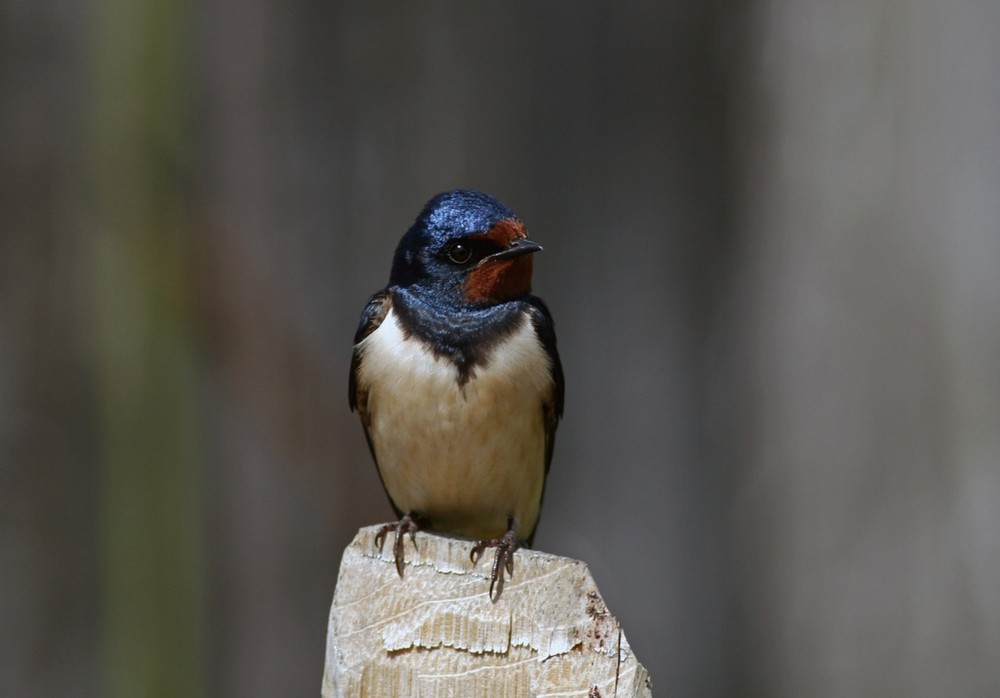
349,189,564,600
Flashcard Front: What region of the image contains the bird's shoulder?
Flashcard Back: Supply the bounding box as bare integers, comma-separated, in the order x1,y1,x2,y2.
522,295,564,422
352,289,393,345
348,289,392,412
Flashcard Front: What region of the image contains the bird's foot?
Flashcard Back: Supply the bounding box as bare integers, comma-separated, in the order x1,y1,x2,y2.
375,513,421,577
470,527,522,601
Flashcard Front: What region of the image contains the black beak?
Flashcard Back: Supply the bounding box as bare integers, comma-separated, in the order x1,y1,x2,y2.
481,238,543,264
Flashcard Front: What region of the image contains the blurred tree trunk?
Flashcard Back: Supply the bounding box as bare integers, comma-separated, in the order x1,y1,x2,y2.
88,0,205,696
0,2,98,696
728,2,1000,695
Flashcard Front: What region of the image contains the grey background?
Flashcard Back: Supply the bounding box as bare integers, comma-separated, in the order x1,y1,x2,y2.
3,1,999,696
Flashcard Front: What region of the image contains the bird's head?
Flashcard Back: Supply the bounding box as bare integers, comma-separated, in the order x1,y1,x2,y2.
389,190,542,307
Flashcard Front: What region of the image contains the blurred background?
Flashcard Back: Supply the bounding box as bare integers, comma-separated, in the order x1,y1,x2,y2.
2,1,999,696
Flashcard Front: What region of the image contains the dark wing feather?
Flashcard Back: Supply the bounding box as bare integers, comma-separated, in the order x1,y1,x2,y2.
348,291,399,517
525,296,564,476
348,289,392,414
522,297,563,547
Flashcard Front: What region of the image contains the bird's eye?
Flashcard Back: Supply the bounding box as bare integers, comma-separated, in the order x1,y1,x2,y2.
447,243,473,264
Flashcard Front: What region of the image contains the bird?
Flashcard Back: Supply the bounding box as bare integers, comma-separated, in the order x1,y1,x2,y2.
348,189,564,600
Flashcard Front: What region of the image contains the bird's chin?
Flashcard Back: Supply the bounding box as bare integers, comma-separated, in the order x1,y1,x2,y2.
464,256,533,303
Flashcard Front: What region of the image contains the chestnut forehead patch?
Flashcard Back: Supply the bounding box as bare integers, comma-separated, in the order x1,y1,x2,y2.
485,219,526,247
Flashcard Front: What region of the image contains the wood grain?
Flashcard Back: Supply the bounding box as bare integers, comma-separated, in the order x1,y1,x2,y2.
323,526,652,697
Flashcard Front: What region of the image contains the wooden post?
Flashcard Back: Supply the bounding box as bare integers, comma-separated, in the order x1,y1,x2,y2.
322,526,651,697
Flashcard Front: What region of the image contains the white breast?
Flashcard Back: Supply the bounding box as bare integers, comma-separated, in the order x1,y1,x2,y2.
355,307,553,540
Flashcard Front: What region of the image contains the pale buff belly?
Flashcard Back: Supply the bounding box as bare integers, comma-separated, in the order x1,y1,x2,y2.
356,308,551,540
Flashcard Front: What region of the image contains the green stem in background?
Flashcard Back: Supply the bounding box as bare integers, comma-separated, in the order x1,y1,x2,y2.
88,0,205,696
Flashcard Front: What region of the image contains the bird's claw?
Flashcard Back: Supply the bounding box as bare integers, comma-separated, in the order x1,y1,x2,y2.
375,514,421,577
470,528,521,601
